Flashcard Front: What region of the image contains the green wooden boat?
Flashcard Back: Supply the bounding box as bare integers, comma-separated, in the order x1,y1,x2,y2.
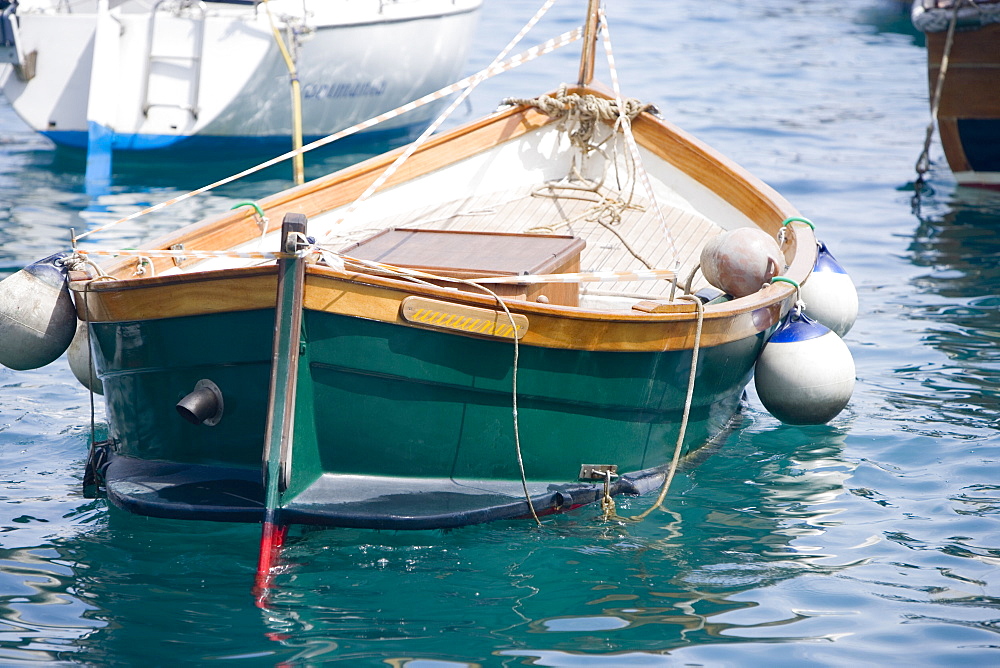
60,0,828,537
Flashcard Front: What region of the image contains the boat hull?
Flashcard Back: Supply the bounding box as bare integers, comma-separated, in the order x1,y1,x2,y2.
922,14,1000,187
67,86,819,530
88,295,765,527
0,0,481,151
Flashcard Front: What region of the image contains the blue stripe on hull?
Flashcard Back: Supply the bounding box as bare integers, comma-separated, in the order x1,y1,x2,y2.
41,121,427,154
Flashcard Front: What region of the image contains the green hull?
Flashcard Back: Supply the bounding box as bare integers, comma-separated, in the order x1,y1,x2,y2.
91,306,765,527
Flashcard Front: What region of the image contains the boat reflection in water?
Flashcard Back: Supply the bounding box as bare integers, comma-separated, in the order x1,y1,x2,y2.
0,423,855,664
902,188,1000,424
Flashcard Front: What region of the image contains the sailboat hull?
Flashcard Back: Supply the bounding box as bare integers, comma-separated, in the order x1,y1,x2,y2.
1,0,481,152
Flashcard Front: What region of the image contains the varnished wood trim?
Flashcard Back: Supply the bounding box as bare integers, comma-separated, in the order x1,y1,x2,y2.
401,297,529,339
70,267,278,321
632,300,698,314
73,257,796,352
932,67,1000,119
631,114,799,233
927,24,1000,120
927,23,1000,67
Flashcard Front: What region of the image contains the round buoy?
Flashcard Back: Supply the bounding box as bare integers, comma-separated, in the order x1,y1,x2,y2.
701,228,783,298
67,320,104,395
754,310,855,425
0,252,77,370
800,241,858,337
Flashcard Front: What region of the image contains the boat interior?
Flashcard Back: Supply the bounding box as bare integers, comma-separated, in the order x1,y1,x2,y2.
165,119,744,312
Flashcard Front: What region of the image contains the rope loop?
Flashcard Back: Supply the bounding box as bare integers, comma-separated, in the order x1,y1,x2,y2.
781,216,815,230
778,217,814,245
232,201,268,227
770,276,805,314
769,276,801,289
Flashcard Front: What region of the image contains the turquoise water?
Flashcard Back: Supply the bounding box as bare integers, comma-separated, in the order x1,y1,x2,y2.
3,0,1000,664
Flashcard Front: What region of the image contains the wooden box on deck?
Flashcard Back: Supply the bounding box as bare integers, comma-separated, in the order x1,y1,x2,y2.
341,229,585,306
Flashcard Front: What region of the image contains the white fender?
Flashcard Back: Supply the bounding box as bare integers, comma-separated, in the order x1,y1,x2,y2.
67,320,104,395
0,253,77,370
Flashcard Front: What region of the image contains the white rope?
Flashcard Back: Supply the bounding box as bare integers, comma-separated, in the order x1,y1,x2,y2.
598,8,679,267
76,248,299,261
483,286,540,527
626,295,704,522
339,254,677,285
75,245,678,287
464,268,678,284
71,25,582,244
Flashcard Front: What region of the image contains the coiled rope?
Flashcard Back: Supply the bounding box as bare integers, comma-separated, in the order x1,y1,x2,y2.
502,8,681,274
503,88,656,155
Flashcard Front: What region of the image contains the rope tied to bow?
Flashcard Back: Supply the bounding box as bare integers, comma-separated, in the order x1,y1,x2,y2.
504,85,658,153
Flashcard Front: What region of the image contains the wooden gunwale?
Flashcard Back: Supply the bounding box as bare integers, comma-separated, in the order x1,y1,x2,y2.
73,257,791,352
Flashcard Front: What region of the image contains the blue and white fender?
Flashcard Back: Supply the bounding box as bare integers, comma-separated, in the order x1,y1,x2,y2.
754,309,855,425
800,241,858,337
0,252,77,370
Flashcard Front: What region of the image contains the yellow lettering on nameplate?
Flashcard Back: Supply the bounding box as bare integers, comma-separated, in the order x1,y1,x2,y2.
401,297,528,340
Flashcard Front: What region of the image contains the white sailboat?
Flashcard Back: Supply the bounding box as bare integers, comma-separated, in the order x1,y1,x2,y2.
0,0,481,178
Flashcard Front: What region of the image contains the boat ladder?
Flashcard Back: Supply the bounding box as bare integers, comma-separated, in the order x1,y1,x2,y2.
141,0,207,119
0,3,35,81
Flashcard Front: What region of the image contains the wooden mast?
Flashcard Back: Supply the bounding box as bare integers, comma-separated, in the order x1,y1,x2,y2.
577,0,601,86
